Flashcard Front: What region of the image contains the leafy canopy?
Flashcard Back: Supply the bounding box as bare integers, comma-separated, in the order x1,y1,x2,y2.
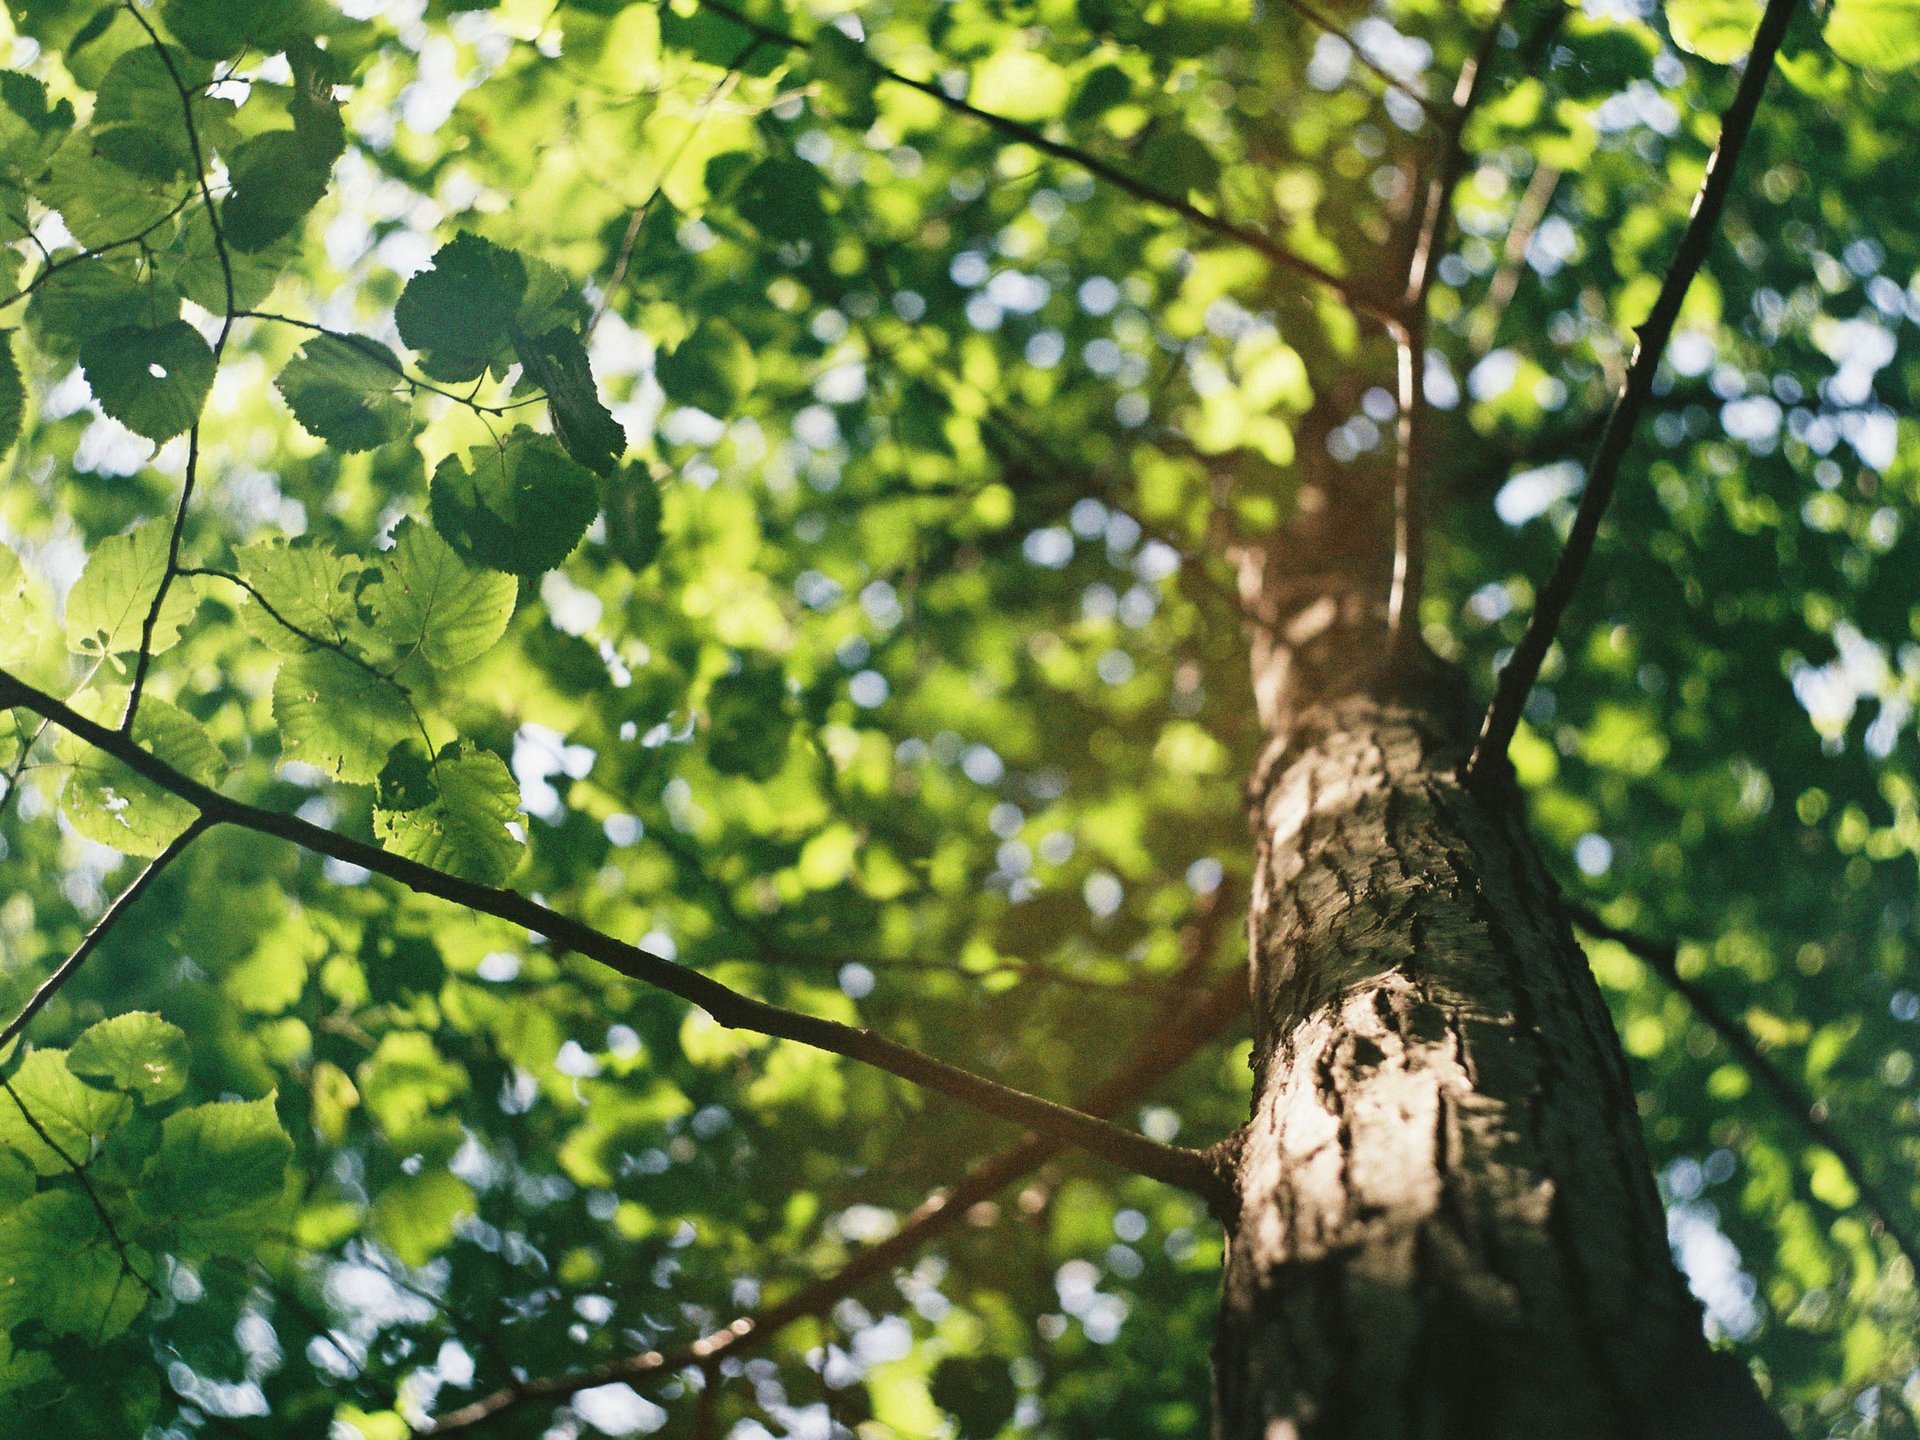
0,0,1916,1437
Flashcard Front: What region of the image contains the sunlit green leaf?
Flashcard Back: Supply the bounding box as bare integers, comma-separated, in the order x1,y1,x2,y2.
67,1013,191,1105
80,319,216,442
429,433,598,575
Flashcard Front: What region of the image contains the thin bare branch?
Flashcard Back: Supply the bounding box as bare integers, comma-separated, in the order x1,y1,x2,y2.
1568,905,1920,1277
687,0,1394,325
0,821,205,1054
1387,0,1515,645
1468,0,1798,778
0,664,1228,1206
422,956,1248,1432
121,1,240,732
1278,0,1447,123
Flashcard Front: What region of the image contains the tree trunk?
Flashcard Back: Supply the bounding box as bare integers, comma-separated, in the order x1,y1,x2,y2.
1212,509,1786,1438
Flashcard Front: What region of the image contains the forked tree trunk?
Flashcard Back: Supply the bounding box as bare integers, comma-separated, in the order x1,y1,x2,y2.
1211,501,1786,1438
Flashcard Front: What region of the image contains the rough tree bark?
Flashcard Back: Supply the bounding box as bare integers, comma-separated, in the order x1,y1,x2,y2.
1210,466,1788,1439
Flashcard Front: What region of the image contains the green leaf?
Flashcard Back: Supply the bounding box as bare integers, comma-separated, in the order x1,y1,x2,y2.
970,49,1070,122
0,70,73,180
0,1049,132,1175
64,519,200,662
160,0,303,60
812,26,879,127
653,318,757,416
79,319,216,442
1826,0,1920,68
606,464,664,571
364,518,517,668
139,1094,291,1219
395,232,528,383
272,648,415,784
511,322,625,477
32,129,191,247
274,333,413,451
708,658,792,781
369,1168,475,1266
165,204,300,312
374,744,523,886
221,127,335,252
0,1190,150,1338
0,542,53,669
26,251,180,363
59,693,219,856
429,433,598,575
67,1013,191,1105
88,46,197,180
0,330,21,458
1666,0,1762,62
735,158,828,244
233,536,363,654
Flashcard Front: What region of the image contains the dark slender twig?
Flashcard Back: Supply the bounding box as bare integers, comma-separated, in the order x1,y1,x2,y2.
236,311,548,415
0,664,1227,1206
422,957,1247,1432
0,822,205,1053
1278,0,1447,123
685,0,1394,325
122,1,240,732
1568,905,1920,1276
1387,0,1515,646
1468,0,1799,777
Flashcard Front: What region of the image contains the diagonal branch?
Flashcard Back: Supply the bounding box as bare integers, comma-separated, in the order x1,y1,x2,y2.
422,957,1248,1432
1468,0,1799,778
0,664,1228,1207
1278,0,1447,124
0,820,205,1054
687,0,1394,325
1569,904,1920,1277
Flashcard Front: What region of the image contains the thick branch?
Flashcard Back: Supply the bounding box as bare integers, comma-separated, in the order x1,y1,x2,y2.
423,959,1249,1432
0,821,204,1054
1570,905,1920,1277
0,665,1226,1205
689,0,1393,324
1469,0,1797,777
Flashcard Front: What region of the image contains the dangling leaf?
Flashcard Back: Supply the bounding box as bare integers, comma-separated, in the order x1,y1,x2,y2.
1826,0,1920,69
1666,0,1763,63
363,519,518,669
272,649,415,783
274,333,413,451
68,1013,191,1105
395,232,528,383
429,433,598,575
221,129,335,253
160,0,303,61
65,520,200,662
511,321,625,477
79,319,216,442
374,744,523,886
653,318,757,415
606,464,664,571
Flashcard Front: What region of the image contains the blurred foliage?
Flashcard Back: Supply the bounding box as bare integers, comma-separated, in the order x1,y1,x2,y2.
0,0,1914,1436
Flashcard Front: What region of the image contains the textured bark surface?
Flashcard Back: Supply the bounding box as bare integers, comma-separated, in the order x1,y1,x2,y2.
1213,514,1786,1438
